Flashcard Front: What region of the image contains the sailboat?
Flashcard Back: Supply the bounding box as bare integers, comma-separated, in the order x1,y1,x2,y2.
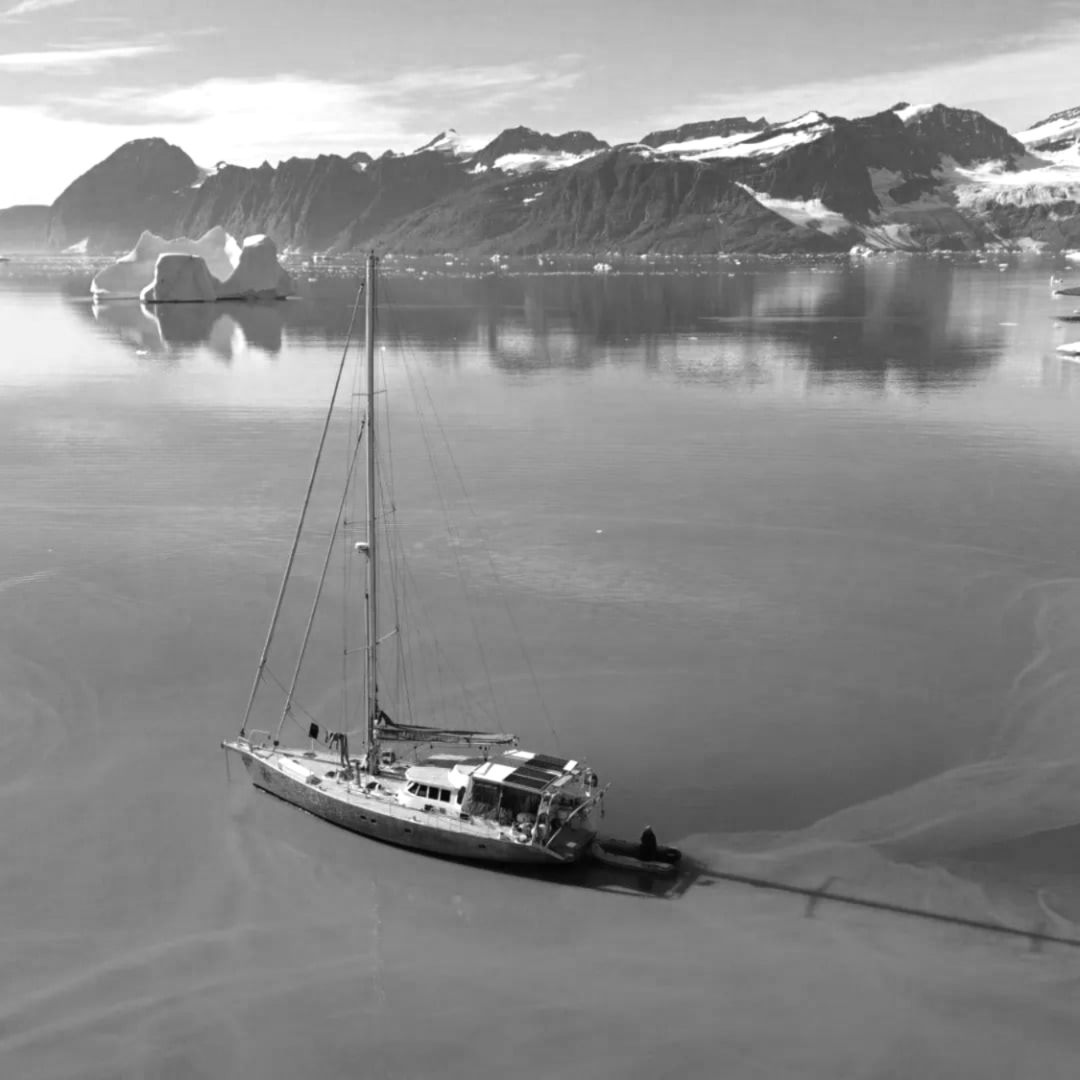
222,254,606,865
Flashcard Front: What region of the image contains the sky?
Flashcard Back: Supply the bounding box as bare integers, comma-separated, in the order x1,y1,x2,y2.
1,0,1079,207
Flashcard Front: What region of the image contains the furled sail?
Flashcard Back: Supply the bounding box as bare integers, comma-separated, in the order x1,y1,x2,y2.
375,711,517,747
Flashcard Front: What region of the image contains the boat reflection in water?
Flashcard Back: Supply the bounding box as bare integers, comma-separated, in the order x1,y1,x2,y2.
91,298,285,360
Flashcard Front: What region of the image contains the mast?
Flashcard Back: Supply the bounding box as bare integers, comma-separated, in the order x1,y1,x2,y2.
365,252,380,774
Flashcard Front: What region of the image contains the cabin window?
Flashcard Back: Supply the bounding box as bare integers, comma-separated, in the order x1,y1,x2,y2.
456,788,464,804
417,785,429,799
407,783,418,795
439,789,451,803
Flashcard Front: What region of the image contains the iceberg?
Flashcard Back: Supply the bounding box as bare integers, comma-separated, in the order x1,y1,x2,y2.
140,253,219,304
91,227,240,298
214,235,294,301
91,227,293,303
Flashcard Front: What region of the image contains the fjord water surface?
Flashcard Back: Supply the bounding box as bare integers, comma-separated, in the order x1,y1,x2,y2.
3,256,1080,1077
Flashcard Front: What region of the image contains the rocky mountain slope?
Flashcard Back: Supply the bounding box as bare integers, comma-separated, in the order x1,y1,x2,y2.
5,104,1079,255
47,137,199,252
0,205,49,251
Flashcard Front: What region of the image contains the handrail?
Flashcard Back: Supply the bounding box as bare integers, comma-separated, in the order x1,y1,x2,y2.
543,783,609,848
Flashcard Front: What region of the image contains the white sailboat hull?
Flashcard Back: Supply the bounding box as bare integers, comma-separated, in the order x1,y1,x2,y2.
225,742,595,866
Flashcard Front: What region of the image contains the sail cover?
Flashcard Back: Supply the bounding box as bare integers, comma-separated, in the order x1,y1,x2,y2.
375,715,517,747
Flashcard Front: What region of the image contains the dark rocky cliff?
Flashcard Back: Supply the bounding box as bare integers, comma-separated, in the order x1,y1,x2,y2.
47,138,198,252
180,155,371,252
899,104,1026,166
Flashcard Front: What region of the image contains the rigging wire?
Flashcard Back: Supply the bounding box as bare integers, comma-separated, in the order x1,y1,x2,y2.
380,277,503,729
239,278,366,737
274,421,365,743
343,272,369,740
373,319,448,733
382,277,562,751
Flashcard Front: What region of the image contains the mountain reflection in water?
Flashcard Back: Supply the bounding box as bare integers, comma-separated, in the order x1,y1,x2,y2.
73,257,1035,391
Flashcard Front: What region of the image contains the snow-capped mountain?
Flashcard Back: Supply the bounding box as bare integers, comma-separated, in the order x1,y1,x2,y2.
3,102,1080,255
1016,106,1080,153
639,117,768,149
643,111,834,162
410,128,484,158
468,126,609,174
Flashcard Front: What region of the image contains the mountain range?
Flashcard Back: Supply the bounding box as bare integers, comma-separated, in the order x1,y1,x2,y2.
2,102,1079,256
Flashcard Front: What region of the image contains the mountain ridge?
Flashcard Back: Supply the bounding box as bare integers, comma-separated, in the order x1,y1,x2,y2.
3,102,1079,255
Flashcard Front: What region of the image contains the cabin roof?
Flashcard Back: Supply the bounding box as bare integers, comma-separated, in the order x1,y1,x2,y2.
472,750,580,792
404,765,469,789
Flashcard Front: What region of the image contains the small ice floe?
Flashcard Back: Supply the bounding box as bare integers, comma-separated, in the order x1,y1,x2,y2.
998,322,1018,327
1056,342,1080,356
593,262,613,274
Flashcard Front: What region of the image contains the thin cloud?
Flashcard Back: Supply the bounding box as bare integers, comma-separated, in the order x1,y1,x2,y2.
0,43,169,72
54,57,583,143
2,0,82,18
382,61,579,97
51,75,424,162
646,16,1080,133
3,56,580,206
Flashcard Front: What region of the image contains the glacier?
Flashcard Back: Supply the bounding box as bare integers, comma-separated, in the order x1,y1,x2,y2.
91,228,293,303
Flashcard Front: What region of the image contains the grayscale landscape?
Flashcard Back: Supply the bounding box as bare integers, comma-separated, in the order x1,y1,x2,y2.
4,2,1080,1077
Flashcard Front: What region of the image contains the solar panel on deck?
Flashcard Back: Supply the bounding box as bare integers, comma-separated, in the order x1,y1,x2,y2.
505,768,553,791
529,753,570,771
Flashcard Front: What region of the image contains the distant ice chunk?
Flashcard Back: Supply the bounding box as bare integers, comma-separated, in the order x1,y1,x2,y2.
140,254,219,304
92,227,241,299
215,235,293,300
93,227,292,304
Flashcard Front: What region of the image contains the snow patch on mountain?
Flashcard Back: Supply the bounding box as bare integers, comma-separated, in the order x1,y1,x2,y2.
736,183,851,235
656,115,832,161
893,103,935,124
947,154,1080,209
1015,106,1080,151
192,162,229,189
475,149,600,175
412,129,486,158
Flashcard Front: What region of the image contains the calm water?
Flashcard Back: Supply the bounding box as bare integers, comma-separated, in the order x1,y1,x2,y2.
4,255,1080,1077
